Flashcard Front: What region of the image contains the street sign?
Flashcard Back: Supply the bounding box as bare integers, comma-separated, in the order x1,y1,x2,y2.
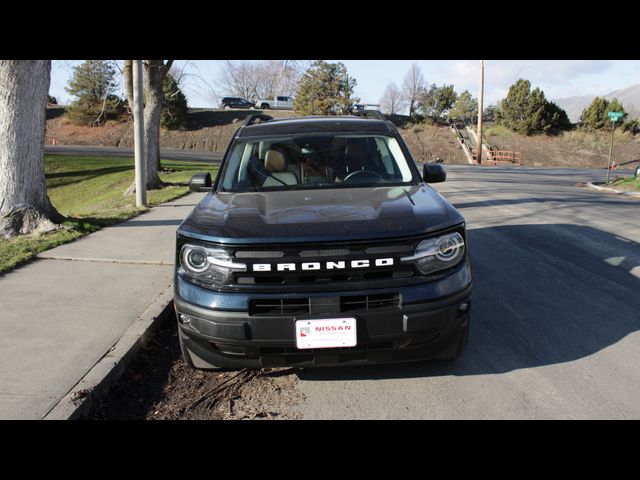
608,111,624,122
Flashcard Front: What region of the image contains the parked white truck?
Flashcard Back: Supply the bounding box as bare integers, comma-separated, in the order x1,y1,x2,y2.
255,95,295,110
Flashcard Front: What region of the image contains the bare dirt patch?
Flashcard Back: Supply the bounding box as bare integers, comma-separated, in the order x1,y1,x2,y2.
86,316,304,420
485,127,640,169
45,108,299,152
400,123,469,165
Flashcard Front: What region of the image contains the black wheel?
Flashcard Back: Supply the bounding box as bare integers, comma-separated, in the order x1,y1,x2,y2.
223,105,231,110
435,318,469,361
261,103,270,109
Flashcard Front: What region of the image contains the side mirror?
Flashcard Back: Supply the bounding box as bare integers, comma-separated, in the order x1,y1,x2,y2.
189,172,212,192
423,163,446,183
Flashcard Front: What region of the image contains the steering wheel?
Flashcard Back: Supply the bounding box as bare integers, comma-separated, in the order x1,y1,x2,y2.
342,170,383,183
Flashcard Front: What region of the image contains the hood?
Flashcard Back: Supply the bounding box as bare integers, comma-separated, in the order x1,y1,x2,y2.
178,185,464,244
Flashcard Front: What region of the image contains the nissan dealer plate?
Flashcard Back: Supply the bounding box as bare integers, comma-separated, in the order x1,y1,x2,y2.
295,318,357,349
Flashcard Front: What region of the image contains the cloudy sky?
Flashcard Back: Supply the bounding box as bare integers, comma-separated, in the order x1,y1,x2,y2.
50,60,640,111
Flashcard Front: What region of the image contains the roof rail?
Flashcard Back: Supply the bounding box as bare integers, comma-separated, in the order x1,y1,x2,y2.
243,114,273,126
352,109,387,121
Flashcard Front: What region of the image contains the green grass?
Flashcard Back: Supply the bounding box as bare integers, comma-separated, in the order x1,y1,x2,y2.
609,176,640,192
483,124,514,138
0,155,217,274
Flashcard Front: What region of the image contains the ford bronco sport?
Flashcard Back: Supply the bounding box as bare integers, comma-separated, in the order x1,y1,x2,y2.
174,111,472,369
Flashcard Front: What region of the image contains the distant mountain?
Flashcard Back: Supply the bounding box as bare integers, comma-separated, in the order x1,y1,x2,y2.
603,84,640,120
554,83,640,123
552,95,595,123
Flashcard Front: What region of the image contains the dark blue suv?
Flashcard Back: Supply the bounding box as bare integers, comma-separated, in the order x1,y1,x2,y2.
174,112,472,369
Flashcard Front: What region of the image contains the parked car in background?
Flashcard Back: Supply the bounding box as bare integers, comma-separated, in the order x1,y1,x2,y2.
350,103,381,114
255,96,294,110
221,97,255,110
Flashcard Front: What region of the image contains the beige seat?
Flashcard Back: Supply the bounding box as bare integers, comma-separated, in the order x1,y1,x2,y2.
263,150,298,187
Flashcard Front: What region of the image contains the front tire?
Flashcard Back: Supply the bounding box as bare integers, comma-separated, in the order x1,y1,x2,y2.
223,105,231,110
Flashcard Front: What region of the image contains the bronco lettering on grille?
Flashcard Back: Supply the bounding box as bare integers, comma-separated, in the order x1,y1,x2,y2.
252,258,394,272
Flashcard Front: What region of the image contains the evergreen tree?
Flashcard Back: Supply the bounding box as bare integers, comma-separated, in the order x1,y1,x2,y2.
449,90,477,123
483,105,497,122
497,79,571,135
419,84,457,120
65,60,125,126
580,97,609,130
294,61,358,115
580,97,628,131
161,73,188,130
541,100,572,133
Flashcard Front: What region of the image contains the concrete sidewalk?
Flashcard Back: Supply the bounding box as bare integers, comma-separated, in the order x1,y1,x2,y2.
0,192,205,419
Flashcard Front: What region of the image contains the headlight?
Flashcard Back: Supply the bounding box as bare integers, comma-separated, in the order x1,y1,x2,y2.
401,232,465,275
180,244,246,286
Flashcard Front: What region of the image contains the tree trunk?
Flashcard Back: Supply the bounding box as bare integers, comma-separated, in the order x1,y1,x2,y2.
124,60,173,193
0,60,63,238
143,61,164,189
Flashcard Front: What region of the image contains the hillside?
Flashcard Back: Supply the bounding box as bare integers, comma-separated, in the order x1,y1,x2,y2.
485,124,640,169
45,108,468,165
554,83,640,122
45,108,298,152
47,107,640,169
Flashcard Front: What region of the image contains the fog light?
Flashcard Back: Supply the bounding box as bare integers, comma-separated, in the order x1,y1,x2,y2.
179,314,192,325
458,302,469,312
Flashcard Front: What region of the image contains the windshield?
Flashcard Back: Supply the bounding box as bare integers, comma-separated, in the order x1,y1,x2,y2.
218,134,417,192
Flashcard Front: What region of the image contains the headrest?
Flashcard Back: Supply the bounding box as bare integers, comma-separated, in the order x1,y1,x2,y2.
265,149,286,172
347,142,367,159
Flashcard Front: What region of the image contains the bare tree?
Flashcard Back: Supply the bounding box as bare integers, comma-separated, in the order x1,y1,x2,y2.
215,60,303,103
124,60,174,191
0,60,63,238
215,61,260,101
163,61,221,108
380,82,406,115
402,63,426,118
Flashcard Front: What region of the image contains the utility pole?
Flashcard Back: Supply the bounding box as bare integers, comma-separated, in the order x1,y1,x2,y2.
133,60,146,207
476,60,484,165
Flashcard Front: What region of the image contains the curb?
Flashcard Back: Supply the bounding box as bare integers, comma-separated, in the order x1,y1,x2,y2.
586,181,640,198
43,286,175,420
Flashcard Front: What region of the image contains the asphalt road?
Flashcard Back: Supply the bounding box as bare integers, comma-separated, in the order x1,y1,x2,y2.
44,145,223,163
296,165,640,419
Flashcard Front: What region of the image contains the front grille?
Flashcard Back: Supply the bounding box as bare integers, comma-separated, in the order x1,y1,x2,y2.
230,239,417,289
249,292,401,316
340,293,400,312
237,268,413,286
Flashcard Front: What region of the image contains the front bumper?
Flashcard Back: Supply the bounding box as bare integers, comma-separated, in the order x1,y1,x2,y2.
174,262,472,368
